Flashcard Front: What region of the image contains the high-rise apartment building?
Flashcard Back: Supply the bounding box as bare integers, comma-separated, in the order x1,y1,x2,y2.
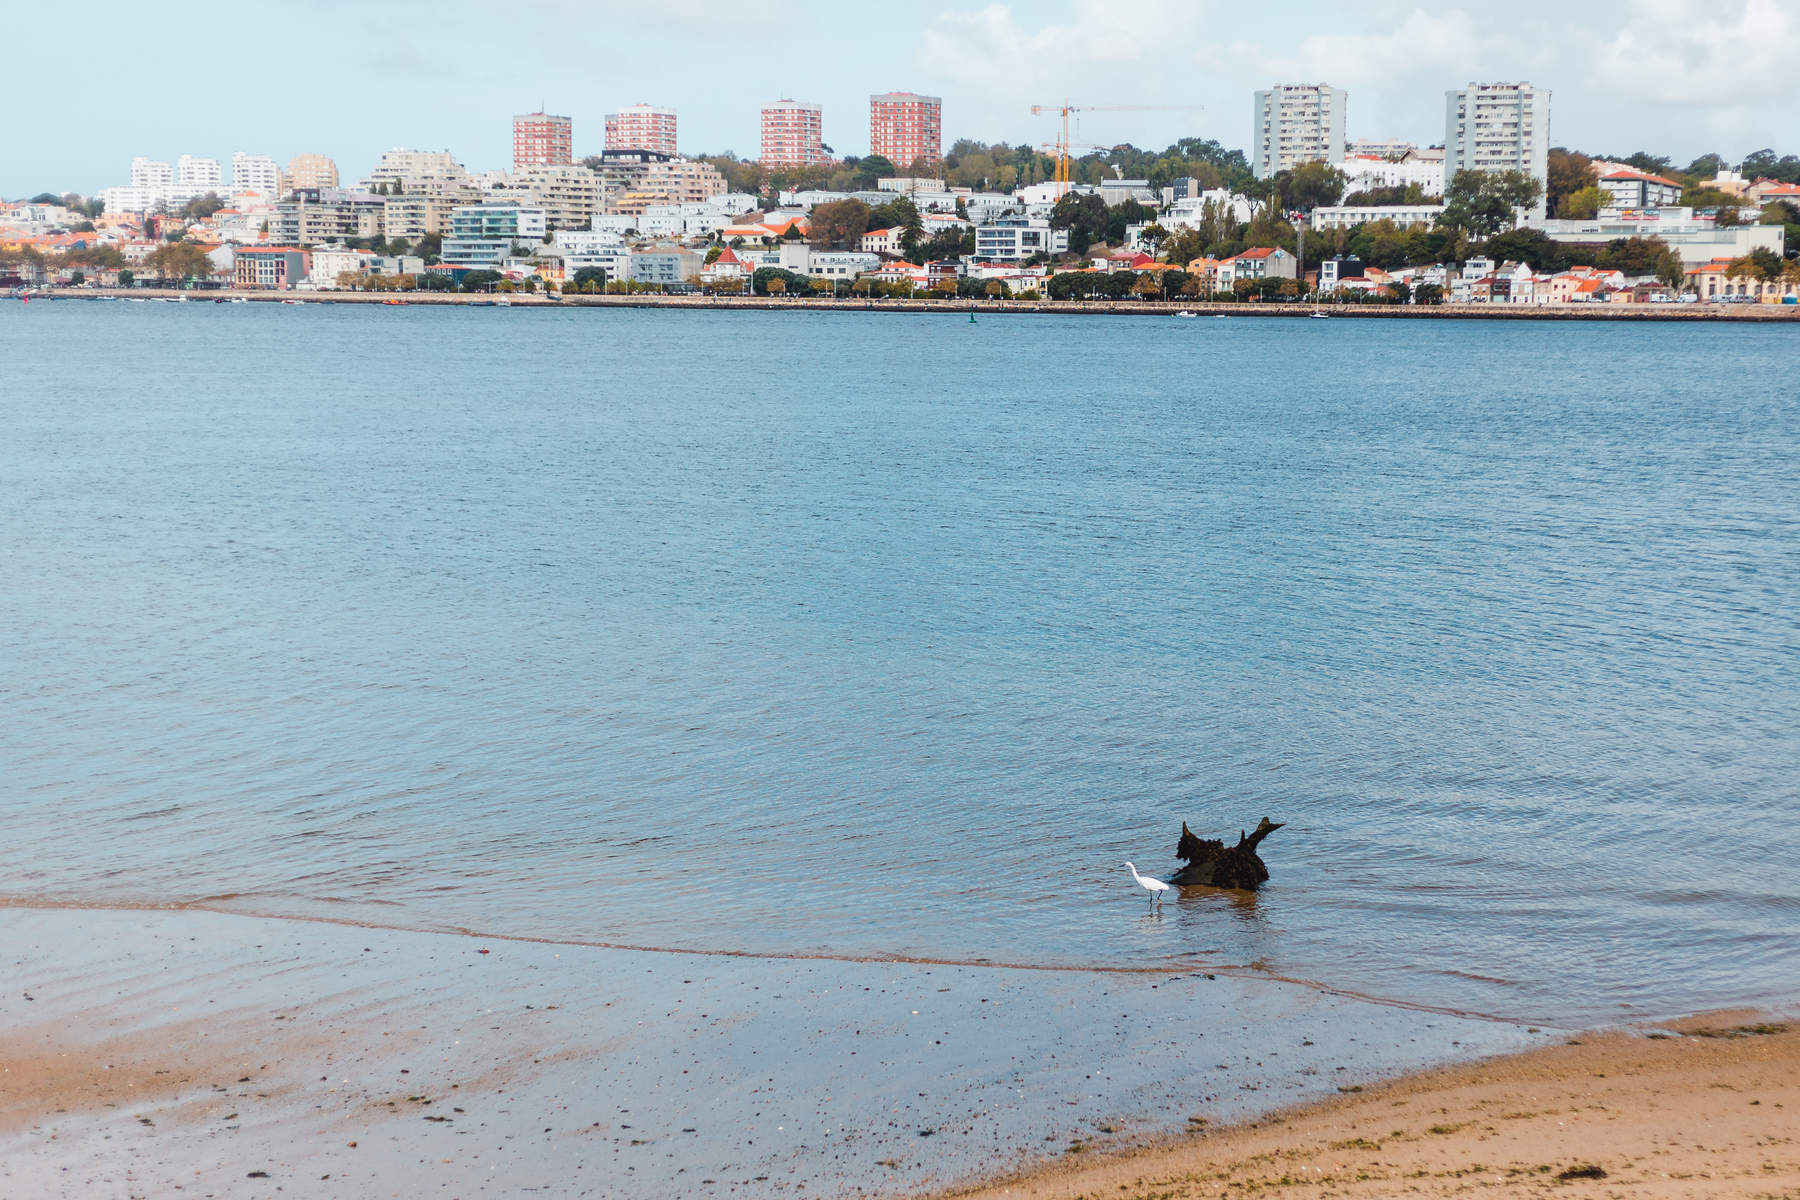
868,92,941,167
1252,84,1347,179
286,153,340,192
1444,82,1551,220
513,111,573,170
605,104,678,156
176,155,222,192
362,149,472,197
130,157,173,189
760,100,829,167
231,152,284,198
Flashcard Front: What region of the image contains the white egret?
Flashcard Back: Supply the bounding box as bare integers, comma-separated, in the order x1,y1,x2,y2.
1124,861,1170,910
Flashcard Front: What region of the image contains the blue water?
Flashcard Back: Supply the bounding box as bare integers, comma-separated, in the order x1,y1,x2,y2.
4,301,1796,1026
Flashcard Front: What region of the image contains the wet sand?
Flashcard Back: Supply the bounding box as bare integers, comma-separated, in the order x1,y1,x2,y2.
936,1014,1800,1200
2,905,1545,1198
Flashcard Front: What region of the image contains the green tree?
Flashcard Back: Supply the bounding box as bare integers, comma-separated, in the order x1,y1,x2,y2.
1683,153,1726,180
1546,148,1598,216
1049,193,1109,255
1596,236,1685,288
1561,186,1611,220
1282,161,1347,212
146,241,213,283
118,268,134,287
572,267,608,290
807,198,869,249
1439,169,1542,238
181,192,225,220
1726,246,1785,283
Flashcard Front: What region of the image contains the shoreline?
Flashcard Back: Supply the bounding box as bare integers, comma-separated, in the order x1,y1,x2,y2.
18,287,1800,321
932,1012,1799,1200
5,904,1793,1199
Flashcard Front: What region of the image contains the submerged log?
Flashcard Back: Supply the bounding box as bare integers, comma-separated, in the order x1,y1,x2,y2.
1167,817,1283,890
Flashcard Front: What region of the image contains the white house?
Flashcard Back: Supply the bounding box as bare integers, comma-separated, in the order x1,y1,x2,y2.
972,216,1067,263
1310,204,1445,231
809,251,881,280
1598,169,1683,210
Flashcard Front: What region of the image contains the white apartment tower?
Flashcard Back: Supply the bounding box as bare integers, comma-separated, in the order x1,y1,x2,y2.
1253,84,1347,179
130,157,174,189
231,152,284,198
1444,82,1550,220
177,155,222,192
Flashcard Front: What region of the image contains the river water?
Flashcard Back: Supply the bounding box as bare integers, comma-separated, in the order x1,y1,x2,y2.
4,300,1796,1026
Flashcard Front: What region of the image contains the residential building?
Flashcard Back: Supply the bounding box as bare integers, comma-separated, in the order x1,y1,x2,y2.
1218,246,1298,285
503,163,606,230
1097,178,1158,206
286,154,339,192
447,202,547,242
808,251,880,280
177,155,222,193
627,245,704,286
234,246,308,289
131,158,174,189
761,100,829,167
700,246,751,283
1337,152,1443,196
1537,206,1783,264
1345,138,1417,160
1310,203,1446,231
309,244,379,287
231,152,283,198
861,226,908,255
972,215,1066,263
1318,256,1366,290
1686,257,1800,303
513,112,573,170
270,189,385,246
364,149,470,196
1443,82,1550,220
441,203,547,271
869,92,942,167
383,195,462,240
1598,169,1683,209
606,104,678,156
1252,84,1347,179
589,151,727,212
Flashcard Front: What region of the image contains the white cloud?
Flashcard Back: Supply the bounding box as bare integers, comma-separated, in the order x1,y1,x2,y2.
1596,0,1797,106
1244,8,1484,87
921,1,1207,98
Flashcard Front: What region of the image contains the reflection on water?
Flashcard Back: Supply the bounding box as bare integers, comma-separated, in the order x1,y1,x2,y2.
2,303,1797,1026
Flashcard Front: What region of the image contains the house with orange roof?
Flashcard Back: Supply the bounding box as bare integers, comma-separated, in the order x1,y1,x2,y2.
860,226,906,255
864,261,928,288
1750,180,1800,206
720,217,810,246
700,245,750,283
1686,256,1800,303
1217,246,1296,287
1599,168,1683,209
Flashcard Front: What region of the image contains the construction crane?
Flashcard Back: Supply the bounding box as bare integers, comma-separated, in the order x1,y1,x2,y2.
1029,104,1206,197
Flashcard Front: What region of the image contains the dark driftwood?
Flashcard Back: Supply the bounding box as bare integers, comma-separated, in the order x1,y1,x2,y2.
1167,817,1283,889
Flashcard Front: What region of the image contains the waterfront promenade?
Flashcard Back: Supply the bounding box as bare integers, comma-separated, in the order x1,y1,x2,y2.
34,288,1800,321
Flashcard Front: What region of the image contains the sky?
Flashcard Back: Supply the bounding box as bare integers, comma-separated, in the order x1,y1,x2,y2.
10,0,1799,197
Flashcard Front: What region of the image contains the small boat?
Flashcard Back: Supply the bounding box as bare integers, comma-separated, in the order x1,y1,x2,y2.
1309,311,1330,319
1175,310,1196,318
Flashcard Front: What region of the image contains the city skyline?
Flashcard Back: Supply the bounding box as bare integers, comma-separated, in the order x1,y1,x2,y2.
7,0,1798,197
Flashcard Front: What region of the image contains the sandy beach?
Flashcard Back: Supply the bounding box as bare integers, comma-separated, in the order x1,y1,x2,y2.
939,1013,1800,1199
3,906,1792,1199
